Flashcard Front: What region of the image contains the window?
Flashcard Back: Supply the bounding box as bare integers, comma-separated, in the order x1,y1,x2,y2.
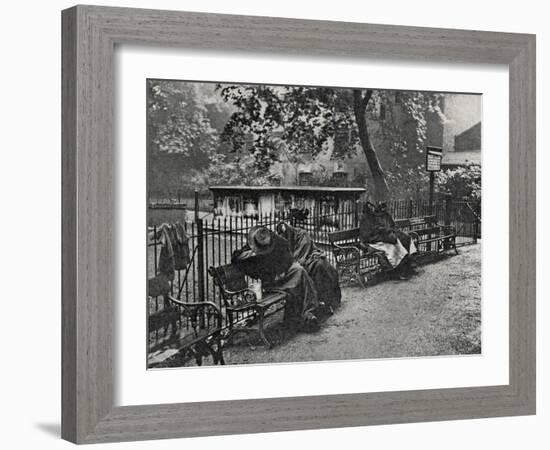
227,195,242,213
298,171,313,186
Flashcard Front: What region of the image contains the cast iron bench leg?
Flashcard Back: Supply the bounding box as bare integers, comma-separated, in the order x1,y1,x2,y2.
216,343,225,365
225,311,235,345
209,339,225,365
356,270,367,288
257,309,272,348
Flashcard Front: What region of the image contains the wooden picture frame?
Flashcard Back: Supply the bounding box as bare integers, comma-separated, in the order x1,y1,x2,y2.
62,5,536,444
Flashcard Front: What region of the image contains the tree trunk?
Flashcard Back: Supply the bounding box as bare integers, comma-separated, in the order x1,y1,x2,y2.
352,89,390,202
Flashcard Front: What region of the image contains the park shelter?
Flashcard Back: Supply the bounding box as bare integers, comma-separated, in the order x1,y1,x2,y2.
209,185,366,218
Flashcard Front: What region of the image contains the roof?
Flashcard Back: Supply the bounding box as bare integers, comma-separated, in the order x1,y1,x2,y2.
209,185,366,193
441,150,481,166
454,122,482,151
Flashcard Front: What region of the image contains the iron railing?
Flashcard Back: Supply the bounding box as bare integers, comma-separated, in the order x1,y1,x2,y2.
147,196,481,353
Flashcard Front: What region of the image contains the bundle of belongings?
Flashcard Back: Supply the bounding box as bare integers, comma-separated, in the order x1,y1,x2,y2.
148,222,191,298
359,202,417,279
231,225,341,332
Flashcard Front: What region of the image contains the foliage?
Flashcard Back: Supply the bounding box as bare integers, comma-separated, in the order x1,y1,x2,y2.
147,81,236,198
437,164,482,201
371,90,445,197
147,80,219,161
217,85,359,174
147,80,450,202
189,153,279,193
384,164,431,198
217,84,444,199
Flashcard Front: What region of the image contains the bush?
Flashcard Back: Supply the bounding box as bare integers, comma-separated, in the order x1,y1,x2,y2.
437,164,481,201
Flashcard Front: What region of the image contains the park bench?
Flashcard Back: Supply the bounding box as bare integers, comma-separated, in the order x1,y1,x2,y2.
209,263,287,348
328,228,385,287
328,215,457,286
394,215,458,255
148,295,225,367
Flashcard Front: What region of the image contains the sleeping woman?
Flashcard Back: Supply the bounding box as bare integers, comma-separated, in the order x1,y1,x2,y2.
359,202,417,278
276,221,342,312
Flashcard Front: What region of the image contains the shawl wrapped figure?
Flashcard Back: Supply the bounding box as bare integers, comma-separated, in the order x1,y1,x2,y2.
276,222,342,310
359,203,417,271
231,226,320,329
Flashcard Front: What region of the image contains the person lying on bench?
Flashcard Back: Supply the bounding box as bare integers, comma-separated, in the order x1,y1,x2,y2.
276,221,341,312
231,226,321,332
359,202,417,279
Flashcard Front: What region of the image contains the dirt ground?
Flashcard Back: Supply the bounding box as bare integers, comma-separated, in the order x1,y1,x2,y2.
163,244,481,367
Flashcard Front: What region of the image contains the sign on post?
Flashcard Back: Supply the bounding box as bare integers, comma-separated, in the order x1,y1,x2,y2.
425,146,443,252
426,146,443,172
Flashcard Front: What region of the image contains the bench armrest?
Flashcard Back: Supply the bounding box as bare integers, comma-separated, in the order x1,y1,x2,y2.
262,287,289,298
218,287,258,308
166,296,224,328
219,287,257,300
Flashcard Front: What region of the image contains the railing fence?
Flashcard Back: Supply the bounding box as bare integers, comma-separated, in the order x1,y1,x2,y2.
148,196,480,353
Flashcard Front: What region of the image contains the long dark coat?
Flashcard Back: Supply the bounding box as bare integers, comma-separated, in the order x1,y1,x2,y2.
277,223,341,309
231,233,319,320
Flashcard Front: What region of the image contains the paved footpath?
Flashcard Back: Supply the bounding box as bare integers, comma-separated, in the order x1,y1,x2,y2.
167,244,481,367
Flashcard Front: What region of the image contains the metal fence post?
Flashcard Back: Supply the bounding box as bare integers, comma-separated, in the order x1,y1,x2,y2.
196,218,206,329
443,193,453,250
473,201,480,244
194,191,206,329
444,193,452,226
428,171,435,214
196,218,205,302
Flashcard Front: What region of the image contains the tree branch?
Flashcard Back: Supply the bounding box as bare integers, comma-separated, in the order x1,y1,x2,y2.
363,89,373,109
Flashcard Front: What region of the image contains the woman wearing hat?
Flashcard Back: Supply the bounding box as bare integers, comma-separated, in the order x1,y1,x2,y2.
231,226,321,331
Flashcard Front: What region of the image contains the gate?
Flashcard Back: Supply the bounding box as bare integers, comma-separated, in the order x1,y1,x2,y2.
385,197,481,247
440,198,481,246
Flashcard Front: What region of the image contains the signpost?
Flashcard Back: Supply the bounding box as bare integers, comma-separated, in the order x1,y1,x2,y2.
425,146,442,252
425,146,442,213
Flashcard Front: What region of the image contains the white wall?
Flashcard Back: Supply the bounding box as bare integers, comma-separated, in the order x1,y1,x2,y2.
0,0,546,449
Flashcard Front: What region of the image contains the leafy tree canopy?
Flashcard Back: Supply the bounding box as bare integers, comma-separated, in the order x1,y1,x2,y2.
190,153,279,192
147,80,219,159
217,84,444,200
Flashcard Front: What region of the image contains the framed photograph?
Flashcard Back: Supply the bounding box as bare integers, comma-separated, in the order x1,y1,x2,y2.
62,5,536,444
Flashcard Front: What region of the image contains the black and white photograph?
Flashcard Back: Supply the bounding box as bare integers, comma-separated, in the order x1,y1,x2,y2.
146,79,482,368
1,0,544,447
